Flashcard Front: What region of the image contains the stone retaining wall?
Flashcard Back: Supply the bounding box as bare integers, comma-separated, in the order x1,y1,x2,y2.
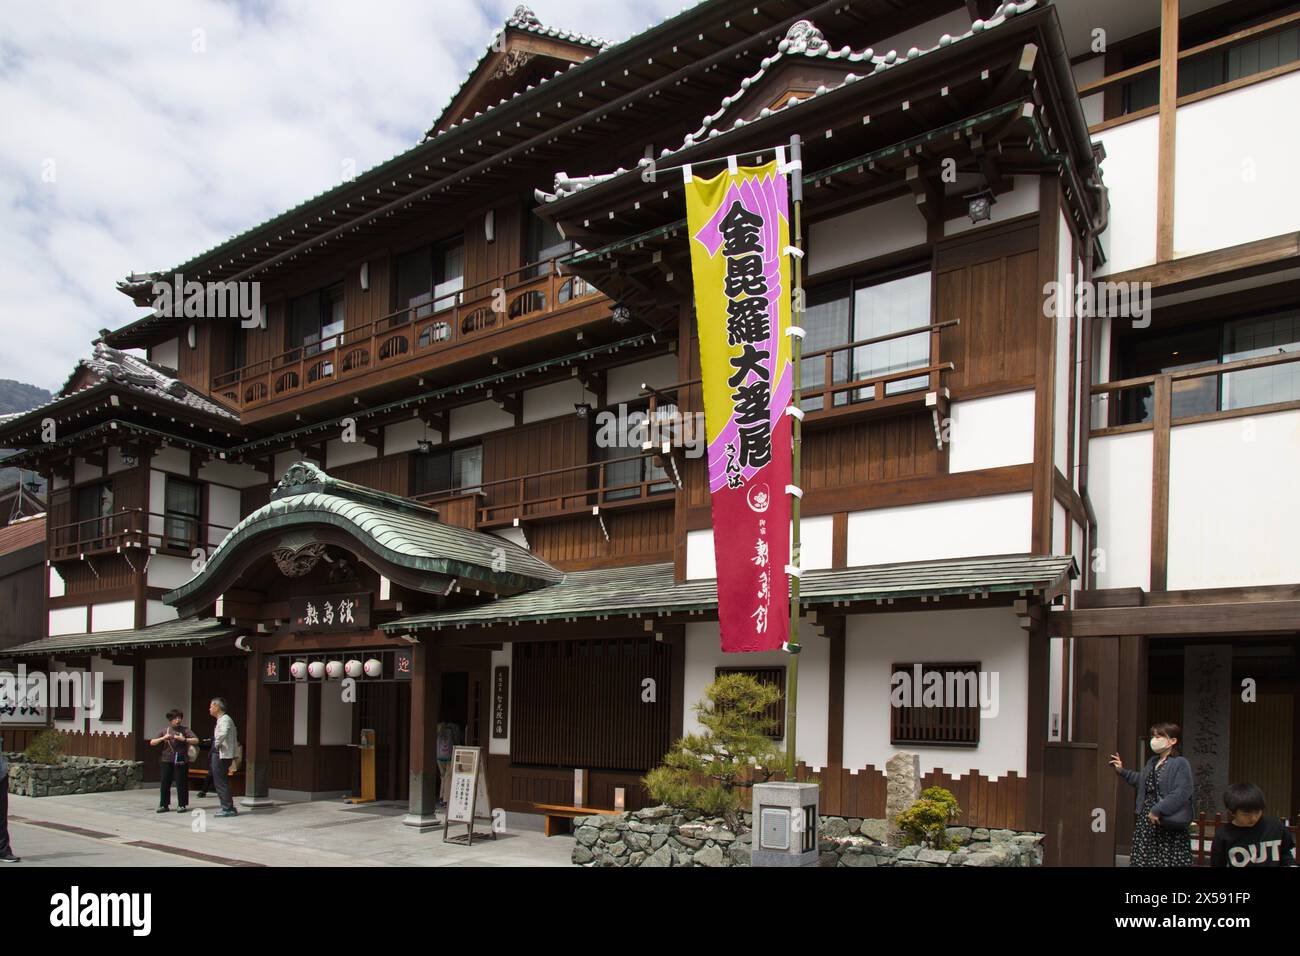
3,753,143,797
572,807,1044,867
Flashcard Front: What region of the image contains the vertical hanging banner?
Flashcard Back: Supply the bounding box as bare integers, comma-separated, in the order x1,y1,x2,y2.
685,161,793,652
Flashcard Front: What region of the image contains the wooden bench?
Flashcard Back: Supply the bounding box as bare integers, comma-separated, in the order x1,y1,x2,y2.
533,803,620,837
188,765,246,798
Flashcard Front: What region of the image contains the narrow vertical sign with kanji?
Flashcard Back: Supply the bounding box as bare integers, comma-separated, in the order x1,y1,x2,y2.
684,161,792,652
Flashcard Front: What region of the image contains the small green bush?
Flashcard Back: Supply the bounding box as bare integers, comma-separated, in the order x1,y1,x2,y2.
24,729,66,765
896,786,963,849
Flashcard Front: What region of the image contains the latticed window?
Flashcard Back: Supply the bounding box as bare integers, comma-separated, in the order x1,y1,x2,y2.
889,661,982,747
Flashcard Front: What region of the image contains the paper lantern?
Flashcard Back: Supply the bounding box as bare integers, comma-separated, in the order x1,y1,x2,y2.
290,661,308,680
325,660,343,679
308,661,325,679
345,660,363,678
363,659,382,678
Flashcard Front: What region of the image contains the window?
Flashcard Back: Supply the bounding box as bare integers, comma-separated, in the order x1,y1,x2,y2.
97,680,125,723
1114,309,1300,424
591,399,676,501
75,482,114,546
164,477,202,551
288,283,345,355
714,666,787,738
394,237,465,320
890,661,982,747
410,443,483,497
801,268,932,412
523,211,573,278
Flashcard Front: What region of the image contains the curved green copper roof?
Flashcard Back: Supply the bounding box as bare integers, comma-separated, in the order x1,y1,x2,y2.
164,462,562,608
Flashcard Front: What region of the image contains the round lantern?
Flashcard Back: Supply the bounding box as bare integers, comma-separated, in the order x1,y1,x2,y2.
363,658,382,678
325,660,343,679
290,661,308,680
345,660,363,678
307,661,325,679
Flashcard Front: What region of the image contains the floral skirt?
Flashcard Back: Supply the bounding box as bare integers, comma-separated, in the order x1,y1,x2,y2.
1131,813,1192,867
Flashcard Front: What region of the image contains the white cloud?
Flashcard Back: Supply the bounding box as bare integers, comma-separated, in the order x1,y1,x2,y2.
0,0,688,390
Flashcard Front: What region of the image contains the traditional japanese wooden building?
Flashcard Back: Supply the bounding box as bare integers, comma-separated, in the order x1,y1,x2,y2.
0,0,1296,865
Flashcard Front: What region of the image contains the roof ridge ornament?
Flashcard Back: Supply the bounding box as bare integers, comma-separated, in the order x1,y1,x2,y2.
782,20,829,56
276,461,330,494
509,5,541,29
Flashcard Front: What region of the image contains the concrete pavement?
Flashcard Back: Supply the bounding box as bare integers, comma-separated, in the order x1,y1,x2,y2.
5,786,574,867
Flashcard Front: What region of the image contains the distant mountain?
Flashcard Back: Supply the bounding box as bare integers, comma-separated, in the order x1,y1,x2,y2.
0,380,53,502
0,380,52,417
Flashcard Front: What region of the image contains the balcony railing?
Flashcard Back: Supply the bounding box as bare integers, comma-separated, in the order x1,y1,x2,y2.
49,509,235,562
412,449,676,529
1090,349,1300,433
210,257,602,411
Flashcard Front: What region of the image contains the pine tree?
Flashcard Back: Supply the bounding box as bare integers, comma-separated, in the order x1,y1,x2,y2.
644,672,788,832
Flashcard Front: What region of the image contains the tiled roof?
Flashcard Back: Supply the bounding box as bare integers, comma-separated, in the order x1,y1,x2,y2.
164,461,563,608
384,553,1078,631
537,1,1037,203
3,342,238,431
0,513,45,557
4,616,241,656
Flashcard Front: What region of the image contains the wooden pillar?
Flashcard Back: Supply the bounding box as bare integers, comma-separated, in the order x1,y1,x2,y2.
826,626,846,767
1156,0,1179,262
404,641,441,829
1150,375,1171,591
1115,634,1149,854
1025,609,1049,831
132,656,148,766
241,648,272,807
1032,175,1061,555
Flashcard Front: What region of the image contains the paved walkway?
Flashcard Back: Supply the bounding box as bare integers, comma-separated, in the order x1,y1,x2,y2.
6,787,574,867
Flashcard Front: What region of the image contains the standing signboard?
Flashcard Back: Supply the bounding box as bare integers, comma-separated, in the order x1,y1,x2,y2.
442,745,495,845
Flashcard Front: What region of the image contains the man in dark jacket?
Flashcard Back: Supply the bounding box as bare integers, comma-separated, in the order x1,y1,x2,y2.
0,736,19,862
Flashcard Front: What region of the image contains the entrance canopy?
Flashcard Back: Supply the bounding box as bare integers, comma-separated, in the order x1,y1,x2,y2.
4,615,242,657
384,554,1077,633
165,462,563,618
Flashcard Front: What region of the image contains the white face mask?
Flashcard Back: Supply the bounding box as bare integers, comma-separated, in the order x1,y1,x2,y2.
1150,737,1170,753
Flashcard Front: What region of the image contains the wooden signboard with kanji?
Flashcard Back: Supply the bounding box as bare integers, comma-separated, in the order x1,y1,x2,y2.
442,745,495,845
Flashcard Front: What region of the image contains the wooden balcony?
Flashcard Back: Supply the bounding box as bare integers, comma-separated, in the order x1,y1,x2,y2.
49,509,235,562
210,258,603,413
413,450,676,531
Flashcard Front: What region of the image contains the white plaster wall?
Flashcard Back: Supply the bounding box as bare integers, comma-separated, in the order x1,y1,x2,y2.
1087,431,1152,590
1174,71,1300,257
74,459,102,484
326,437,377,469
49,605,87,636
90,656,133,734
1052,502,1068,559
842,607,1028,778
152,446,191,475
845,493,1032,567
148,469,166,542
685,519,834,580
197,460,265,489
1074,55,1105,127
91,600,135,633
50,664,85,732
1095,114,1159,275
319,684,352,745
683,620,828,768
808,194,926,276
385,416,437,455
293,683,309,747
48,566,65,599
522,380,597,424
208,485,240,549
606,354,680,404
52,475,69,491
107,451,135,475
1167,410,1300,589
489,644,512,756
947,390,1035,473
944,175,1040,237
449,400,514,441
151,337,180,371
146,600,178,626
144,658,191,733
148,554,194,591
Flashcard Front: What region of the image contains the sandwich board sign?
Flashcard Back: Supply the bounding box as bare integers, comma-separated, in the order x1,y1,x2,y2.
442,745,495,845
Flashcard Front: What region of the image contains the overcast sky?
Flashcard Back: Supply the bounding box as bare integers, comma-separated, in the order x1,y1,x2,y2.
0,0,689,392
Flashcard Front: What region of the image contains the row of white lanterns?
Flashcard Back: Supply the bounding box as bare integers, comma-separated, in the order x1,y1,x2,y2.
288,659,383,680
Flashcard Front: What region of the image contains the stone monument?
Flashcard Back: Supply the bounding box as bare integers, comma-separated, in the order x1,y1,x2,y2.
885,751,922,847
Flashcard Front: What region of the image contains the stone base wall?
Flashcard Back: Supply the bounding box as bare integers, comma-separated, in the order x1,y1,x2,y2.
3,753,143,797
573,807,1045,867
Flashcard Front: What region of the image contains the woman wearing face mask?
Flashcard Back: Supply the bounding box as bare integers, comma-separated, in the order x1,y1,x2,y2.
1108,722,1195,867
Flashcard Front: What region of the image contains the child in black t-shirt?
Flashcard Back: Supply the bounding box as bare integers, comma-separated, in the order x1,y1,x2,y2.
1210,783,1296,867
